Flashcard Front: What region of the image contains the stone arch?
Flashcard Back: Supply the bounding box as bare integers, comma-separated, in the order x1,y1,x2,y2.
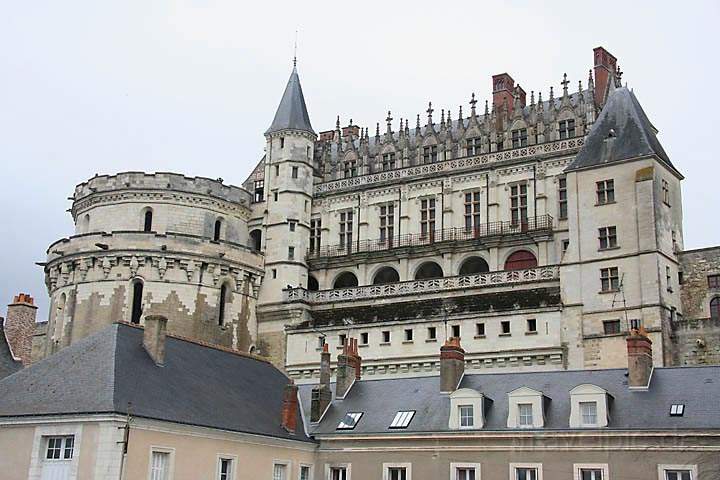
141,206,154,232
129,277,145,324
81,214,90,233
307,275,319,291
333,271,359,289
249,229,262,252
372,266,400,285
213,217,224,241
504,250,538,271
414,261,444,280
218,281,231,326
458,256,490,275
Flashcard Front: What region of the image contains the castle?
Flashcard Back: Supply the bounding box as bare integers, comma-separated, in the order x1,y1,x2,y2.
19,46,719,378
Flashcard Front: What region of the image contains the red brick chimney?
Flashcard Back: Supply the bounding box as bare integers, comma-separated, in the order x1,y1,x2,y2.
593,46,618,108
626,327,653,389
4,293,38,366
336,337,361,398
492,73,516,117
281,380,300,434
440,337,465,393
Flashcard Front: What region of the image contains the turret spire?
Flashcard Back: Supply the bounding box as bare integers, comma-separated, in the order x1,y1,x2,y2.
265,65,314,136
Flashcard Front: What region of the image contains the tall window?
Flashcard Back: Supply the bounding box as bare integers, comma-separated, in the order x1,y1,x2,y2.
711,297,720,320
45,436,74,460
518,403,533,427
213,219,222,241
459,405,474,428
422,145,438,163
511,128,528,148
143,209,153,232
464,191,481,232
218,284,228,326
130,280,144,324
662,179,671,205
420,198,436,239
510,184,528,226
253,180,264,202
288,246,295,260
300,466,311,480
580,401,598,426
330,467,348,480
344,160,357,178
600,267,620,292
467,137,482,156
559,118,576,139
291,166,299,178
382,152,396,170
310,218,322,254
558,177,568,219
339,211,353,251
596,180,615,204
379,203,395,244
598,226,617,249
150,451,170,480
272,463,287,480
218,458,233,480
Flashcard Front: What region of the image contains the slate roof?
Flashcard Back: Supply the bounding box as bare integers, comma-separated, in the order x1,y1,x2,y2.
0,324,22,380
567,86,677,174
0,323,313,443
265,66,315,136
301,366,720,435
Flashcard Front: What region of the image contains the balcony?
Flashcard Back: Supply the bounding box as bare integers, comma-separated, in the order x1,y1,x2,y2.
283,265,559,305
307,214,553,261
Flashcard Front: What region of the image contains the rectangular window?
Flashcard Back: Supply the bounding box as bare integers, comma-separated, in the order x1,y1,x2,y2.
279,137,285,149
596,179,615,204
562,239,570,254
420,198,436,239
526,318,537,333
518,403,533,427
464,191,481,232
337,412,363,430
459,405,474,428
339,211,354,251
379,203,395,244
456,467,477,480
360,332,369,345
382,331,391,343
662,179,671,205
273,463,287,480
603,319,621,335
666,266,672,291
558,177,568,219
45,436,74,460
150,451,170,480
598,226,618,249
292,166,299,178
427,326,437,340
709,275,720,288
219,458,233,480
579,468,603,480
664,470,693,480
289,221,296,232
600,267,620,292
330,467,348,480
288,246,295,261
318,336,326,348
275,164,280,176
310,218,322,254
253,180,264,203
510,184,528,226
451,325,461,338
512,128,528,148
404,329,413,342
387,467,407,480
580,401,598,425
422,145,438,163
501,320,511,335
559,119,576,139
273,191,279,202
467,137,482,156
515,467,538,480
382,152,396,170
339,334,347,346
476,323,485,337
300,466,311,480
343,161,357,178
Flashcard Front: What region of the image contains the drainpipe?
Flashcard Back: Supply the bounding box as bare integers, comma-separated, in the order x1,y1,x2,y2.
532,163,538,220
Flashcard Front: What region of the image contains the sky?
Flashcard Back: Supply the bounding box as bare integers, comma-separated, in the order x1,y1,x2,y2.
1,0,718,320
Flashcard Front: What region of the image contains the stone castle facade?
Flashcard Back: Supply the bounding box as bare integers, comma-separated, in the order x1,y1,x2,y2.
28,46,720,378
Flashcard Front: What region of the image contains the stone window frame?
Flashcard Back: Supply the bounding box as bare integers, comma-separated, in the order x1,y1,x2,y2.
557,176,568,220
569,384,609,428
596,179,615,205
657,465,697,480
600,267,620,293
28,424,84,480
382,462,412,480
449,388,485,430
450,462,482,480
147,445,175,480
509,463,543,480
298,464,314,480
325,463,352,480
573,463,609,480
507,387,545,428
272,459,291,480
215,453,238,480
598,226,618,250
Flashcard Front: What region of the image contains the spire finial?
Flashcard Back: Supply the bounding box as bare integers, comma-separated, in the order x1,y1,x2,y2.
615,64,623,86
427,102,434,123
293,28,299,69
530,90,535,106
336,115,340,129
549,86,554,101
561,73,569,96
588,69,595,90
484,99,489,116
375,122,380,137
469,93,477,116
386,110,393,133
458,105,463,120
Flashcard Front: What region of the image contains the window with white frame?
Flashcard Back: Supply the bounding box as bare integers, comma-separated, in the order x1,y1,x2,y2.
464,191,481,232
420,198,436,238
558,177,568,219
574,464,608,480
580,401,598,426
379,203,395,244
218,457,234,480
507,387,544,428
452,463,480,480
339,210,353,251
512,464,541,480
45,435,74,461
273,463,288,480
459,404,474,428
518,403,534,427
659,465,696,480
329,465,348,480
300,465,312,480
510,184,528,226
150,451,171,480
383,463,410,480
569,384,609,428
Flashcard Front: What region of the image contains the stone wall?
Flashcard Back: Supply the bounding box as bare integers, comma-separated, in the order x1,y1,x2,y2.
3,294,38,366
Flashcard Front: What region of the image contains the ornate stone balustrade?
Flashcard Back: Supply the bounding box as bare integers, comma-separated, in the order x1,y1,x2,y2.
283,265,560,304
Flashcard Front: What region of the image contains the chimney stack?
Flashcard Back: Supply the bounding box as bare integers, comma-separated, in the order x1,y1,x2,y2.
311,343,333,423
626,327,653,389
335,338,361,398
143,315,168,366
281,381,300,434
440,337,465,393
593,46,618,108
492,73,517,117
4,293,38,366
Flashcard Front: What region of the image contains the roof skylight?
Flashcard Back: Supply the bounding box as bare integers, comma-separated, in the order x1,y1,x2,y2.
669,404,685,416
389,410,416,429
337,412,363,430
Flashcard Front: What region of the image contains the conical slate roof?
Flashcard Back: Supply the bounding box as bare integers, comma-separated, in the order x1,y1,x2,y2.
265,66,315,136
567,87,677,174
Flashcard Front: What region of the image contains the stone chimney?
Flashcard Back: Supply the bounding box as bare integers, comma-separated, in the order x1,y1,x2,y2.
492,73,516,117
336,338,361,399
310,343,333,423
593,46,618,108
440,337,465,393
4,293,38,366
281,381,300,434
626,327,653,389
143,315,168,366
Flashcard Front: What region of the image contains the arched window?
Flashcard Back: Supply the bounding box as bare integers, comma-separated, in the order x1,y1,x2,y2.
459,256,490,275
130,280,144,324
333,272,359,289
711,297,720,320
250,229,262,252
143,208,153,232
373,266,400,285
218,283,228,326
504,250,538,271
213,219,223,241
307,275,319,291
415,261,444,280
82,214,90,233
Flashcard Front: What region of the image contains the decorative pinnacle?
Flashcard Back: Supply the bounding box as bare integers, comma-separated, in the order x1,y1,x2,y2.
416,114,421,130
440,109,445,126
484,99,489,116
561,72,570,96
578,80,583,93
375,122,380,137
549,86,554,101
615,64,623,85
588,69,594,89
458,105,463,120
469,92,478,115
530,90,535,106
335,115,340,129
426,102,434,121
386,110,393,133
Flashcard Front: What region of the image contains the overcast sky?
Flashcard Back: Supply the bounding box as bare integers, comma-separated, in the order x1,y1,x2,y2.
1,1,718,320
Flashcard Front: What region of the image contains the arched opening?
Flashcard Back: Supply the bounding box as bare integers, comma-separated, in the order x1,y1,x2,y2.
213,219,223,241
333,272,359,289
459,256,490,275
307,275,319,291
373,266,400,285
143,208,153,232
218,283,229,326
82,214,90,233
414,261,444,280
130,280,144,324
711,297,720,320
250,229,262,252
504,250,538,271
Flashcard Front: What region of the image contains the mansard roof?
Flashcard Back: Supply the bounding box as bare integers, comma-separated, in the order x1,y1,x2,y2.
0,323,313,443
567,86,677,174
0,325,21,380
265,66,315,136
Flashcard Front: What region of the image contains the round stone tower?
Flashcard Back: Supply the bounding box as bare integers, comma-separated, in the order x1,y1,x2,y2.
41,172,264,359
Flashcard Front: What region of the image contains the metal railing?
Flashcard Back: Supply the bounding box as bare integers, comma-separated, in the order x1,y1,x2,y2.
307,214,553,260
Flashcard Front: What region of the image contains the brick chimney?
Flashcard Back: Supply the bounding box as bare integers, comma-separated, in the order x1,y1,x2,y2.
492,73,516,117
143,315,168,366
342,125,360,139
440,337,465,393
4,293,38,366
336,337,361,399
593,46,618,108
310,343,332,422
281,381,300,434
626,327,653,389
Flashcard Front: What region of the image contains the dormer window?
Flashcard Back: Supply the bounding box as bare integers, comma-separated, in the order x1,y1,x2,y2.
559,118,576,139
569,384,609,428
580,401,598,426
459,405,474,428
670,404,685,416
511,128,528,148
507,387,545,428
422,145,438,163
467,137,482,156
449,389,485,430
518,403,534,427
382,152,396,170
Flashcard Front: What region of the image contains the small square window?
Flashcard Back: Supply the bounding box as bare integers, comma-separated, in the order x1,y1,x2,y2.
382,331,391,343
451,325,461,338
526,319,537,333
360,332,369,345
515,467,538,480
579,468,603,480
427,326,437,340
501,321,511,335
459,405,474,428
708,275,720,289
387,466,408,480
330,467,348,480
476,323,485,336
670,404,685,416
404,329,413,342
603,319,621,335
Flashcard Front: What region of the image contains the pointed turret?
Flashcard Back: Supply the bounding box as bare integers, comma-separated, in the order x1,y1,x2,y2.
265,65,315,136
